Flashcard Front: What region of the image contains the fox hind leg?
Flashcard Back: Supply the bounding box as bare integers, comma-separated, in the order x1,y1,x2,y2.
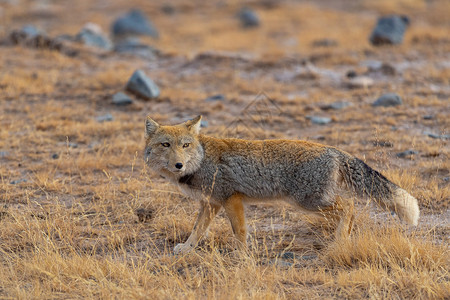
223,194,247,250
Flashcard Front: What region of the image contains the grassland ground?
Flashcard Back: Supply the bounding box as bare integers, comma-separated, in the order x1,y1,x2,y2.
0,0,449,298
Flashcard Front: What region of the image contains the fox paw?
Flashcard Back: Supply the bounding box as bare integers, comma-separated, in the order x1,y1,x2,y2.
174,243,193,255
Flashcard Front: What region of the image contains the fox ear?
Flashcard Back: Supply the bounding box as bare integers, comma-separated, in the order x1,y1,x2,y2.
185,115,202,134
145,117,159,137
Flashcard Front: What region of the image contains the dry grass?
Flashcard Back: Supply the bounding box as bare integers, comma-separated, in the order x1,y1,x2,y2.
0,0,449,298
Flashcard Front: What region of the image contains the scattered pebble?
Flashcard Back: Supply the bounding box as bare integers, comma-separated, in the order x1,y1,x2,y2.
52,153,59,159
312,38,338,47
10,179,27,185
75,23,112,50
20,25,42,38
397,149,418,158
112,92,133,106
68,142,78,148
370,15,410,46
346,70,357,78
423,115,434,120
96,113,114,122
372,93,402,107
125,70,160,99
113,37,158,59
238,7,260,28
0,151,8,157
200,120,209,128
111,9,159,39
136,208,154,223
372,140,394,148
345,76,373,89
269,259,293,268
426,133,450,140
320,101,351,110
307,116,332,125
205,94,226,102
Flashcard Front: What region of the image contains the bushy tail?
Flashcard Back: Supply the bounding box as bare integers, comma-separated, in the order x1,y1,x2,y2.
338,154,419,226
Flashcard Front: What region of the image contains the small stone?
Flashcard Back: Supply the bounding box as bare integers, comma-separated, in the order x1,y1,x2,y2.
372,140,394,148
52,153,59,159
372,93,402,107
112,9,159,38
370,15,410,46
427,133,450,140
280,252,296,260
320,101,351,110
312,38,338,47
112,92,133,106
10,179,27,185
68,142,78,148
269,259,293,268
21,25,42,38
113,37,158,59
238,8,260,28
125,70,160,99
423,115,434,120
346,70,357,78
200,120,209,128
345,76,373,89
301,255,317,260
75,23,112,50
0,151,8,157
136,208,153,223
307,116,332,125
205,94,226,102
397,149,418,158
161,4,175,15
96,113,114,123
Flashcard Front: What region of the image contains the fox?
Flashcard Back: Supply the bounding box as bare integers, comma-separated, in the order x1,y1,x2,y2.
144,115,420,254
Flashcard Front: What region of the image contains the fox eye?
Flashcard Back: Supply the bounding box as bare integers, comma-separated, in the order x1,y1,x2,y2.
161,142,170,147
183,143,190,148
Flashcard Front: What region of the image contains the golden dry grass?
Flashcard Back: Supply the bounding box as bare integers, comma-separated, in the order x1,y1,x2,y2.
0,0,449,298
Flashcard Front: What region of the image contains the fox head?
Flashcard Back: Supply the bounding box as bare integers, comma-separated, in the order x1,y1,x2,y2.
144,115,204,176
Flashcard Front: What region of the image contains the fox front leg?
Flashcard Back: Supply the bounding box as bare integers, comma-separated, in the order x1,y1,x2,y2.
174,201,222,254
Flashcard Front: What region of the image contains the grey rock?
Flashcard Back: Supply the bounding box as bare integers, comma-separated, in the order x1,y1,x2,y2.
52,153,59,159
307,116,332,125
125,70,160,99
312,38,338,47
423,115,434,120
21,25,42,38
0,151,8,157
112,9,159,38
269,259,293,268
112,92,133,106
320,101,351,110
114,37,158,59
370,15,410,45
427,133,450,140
205,94,225,102
96,113,114,122
68,142,78,148
10,179,27,185
238,8,260,28
301,255,317,261
372,93,402,107
397,149,418,158
75,23,112,50
200,120,209,128
161,4,175,15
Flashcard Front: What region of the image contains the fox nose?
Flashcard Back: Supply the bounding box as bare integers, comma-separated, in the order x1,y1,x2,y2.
175,163,183,169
